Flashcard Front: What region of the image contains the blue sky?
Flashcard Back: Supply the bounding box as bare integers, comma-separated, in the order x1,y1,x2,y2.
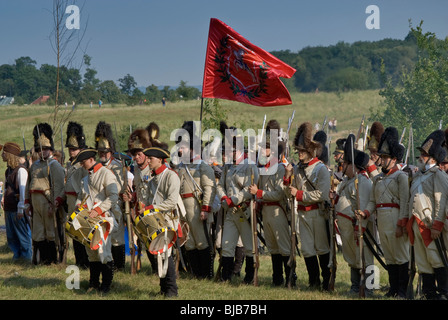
1,0,447,88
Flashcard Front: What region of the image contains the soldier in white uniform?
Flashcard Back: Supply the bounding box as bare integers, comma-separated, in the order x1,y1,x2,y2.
176,121,216,279
361,127,409,298
407,130,448,300
73,148,120,294
335,134,374,294
284,122,331,291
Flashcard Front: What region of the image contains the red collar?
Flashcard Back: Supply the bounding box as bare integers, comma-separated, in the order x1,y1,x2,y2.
154,164,167,175
89,162,103,174
386,165,400,176
305,157,320,167
139,162,149,170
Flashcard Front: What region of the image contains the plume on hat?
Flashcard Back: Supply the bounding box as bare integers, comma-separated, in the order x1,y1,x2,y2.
377,127,405,162
367,121,384,153
293,122,321,156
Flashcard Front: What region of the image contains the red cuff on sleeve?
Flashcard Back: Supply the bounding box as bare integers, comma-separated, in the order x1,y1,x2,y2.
93,206,103,216
55,197,63,207
256,189,263,199
201,205,211,213
363,210,371,219
397,218,409,228
25,199,30,204
221,196,228,202
144,205,154,212
295,190,304,202
432,220,445,232
226,197,234,208
283,176,291,186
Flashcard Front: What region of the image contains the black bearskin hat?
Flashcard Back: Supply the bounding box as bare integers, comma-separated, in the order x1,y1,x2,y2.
33,122,54,151
377,127,405,162
334,138,346,155
65,121,86,150
94,121,115,152
313,130,328,165
418,129,446,164
344,133,369,170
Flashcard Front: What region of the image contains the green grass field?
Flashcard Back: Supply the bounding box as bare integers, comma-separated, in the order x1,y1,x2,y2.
0,90,406,302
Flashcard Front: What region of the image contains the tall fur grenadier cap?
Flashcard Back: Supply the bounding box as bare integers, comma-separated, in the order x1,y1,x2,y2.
176,120,201,150
262,119,281,148
343,133,369,170
367,121,384,153
418,129,446,164
94,121,115,152
127,128,151,153
443,128,448,163
143,121,170,159
33,122,54,150
333,138,346,155
65,121,86,150
377,127,405,162
293,122,321,157
313,130,328,165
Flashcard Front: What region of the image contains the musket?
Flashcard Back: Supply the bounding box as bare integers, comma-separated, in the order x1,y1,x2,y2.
399,127,406,145
322,115,328,131
406,244,416,299
328,162,337,292
362,125,369,151
250,169,259,286
284,110,295,160
434,237,448,268
355,115,365,150
60,125,65,165
257,115,267,164
352,136,366,298
287,174,297,289
114,123,136,275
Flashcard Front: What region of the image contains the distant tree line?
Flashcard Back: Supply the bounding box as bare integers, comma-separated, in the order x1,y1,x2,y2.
271,31,421,92
0,54,201,105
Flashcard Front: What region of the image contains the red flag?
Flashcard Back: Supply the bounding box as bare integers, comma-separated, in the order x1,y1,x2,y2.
202,18,296,107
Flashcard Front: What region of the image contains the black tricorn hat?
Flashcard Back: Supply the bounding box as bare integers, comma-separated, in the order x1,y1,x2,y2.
313,130,328,165
143,146,170,159
377,127,405,162
95,121,115,152
33,123,54,151
418,129,446,164
66,121,86,149
71,148,98,165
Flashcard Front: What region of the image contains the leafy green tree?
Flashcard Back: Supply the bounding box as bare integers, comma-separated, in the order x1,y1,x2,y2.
371,21,448,148
98,80,123,103
118,74,137,95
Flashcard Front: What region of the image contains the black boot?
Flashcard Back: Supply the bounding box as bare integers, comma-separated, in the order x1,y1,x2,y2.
421,273,438,300
198,248,214,279
434,267,448,300
111,244,126,272
385,264,399,297
47,241,58,265
318,253,331,291
147,250,158,274
282,255,296,288
88,261,102,292
186,249,200,277
100,261,114,295
233,246,245,277
73,240,89,269
159,256,178,297
397,263,409,299
244,256,255,284
350,267,361,294
271,254,284,286
304,256,320,289
221,256,234,282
